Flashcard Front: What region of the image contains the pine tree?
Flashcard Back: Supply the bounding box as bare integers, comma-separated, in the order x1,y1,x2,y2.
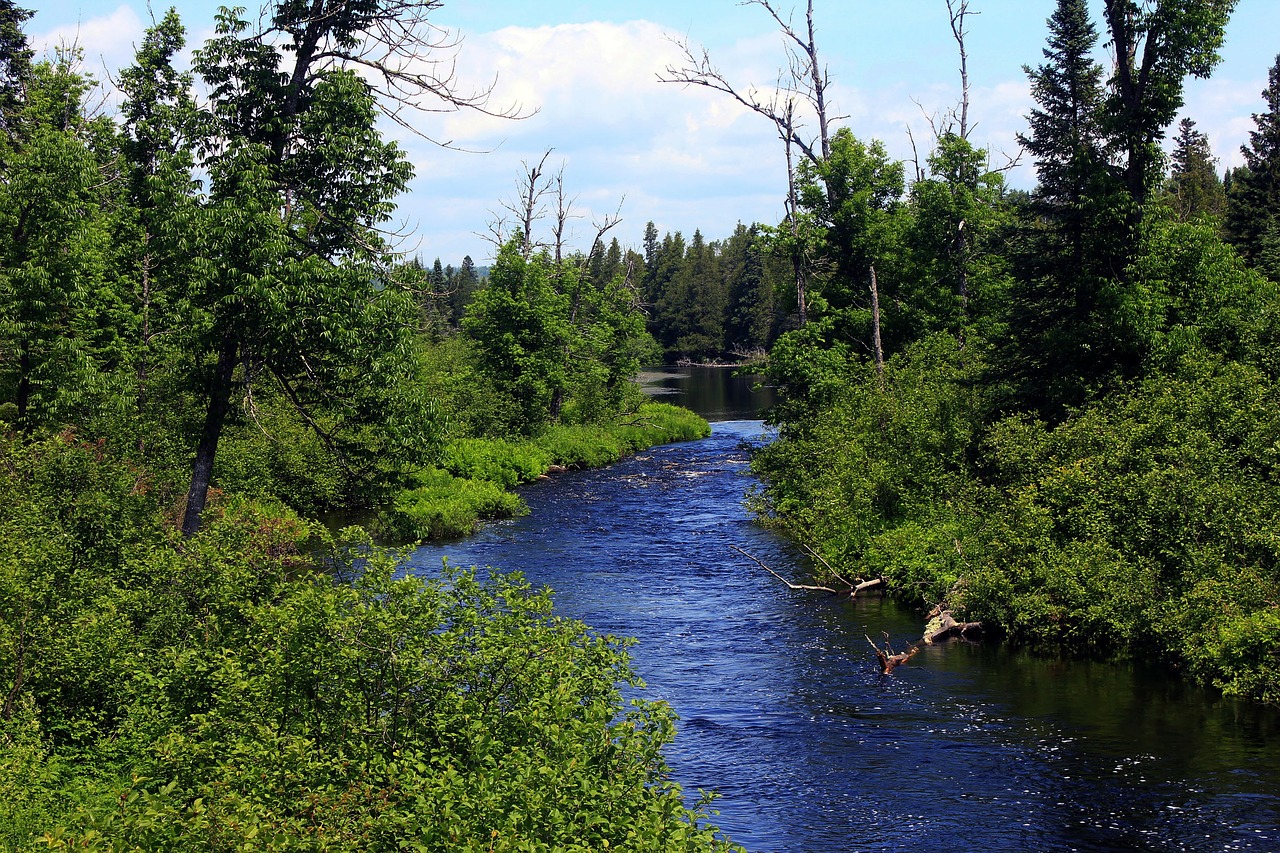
1166,117,1226,221
0,0,32,133
451,254,480,324
1226,53,1280,280
995,0,1129,417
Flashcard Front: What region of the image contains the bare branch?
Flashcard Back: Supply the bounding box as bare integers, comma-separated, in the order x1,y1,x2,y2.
730,544,841,593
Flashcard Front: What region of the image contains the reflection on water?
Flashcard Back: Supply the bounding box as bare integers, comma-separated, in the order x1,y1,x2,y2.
638,365,775,422
407,420,1280,853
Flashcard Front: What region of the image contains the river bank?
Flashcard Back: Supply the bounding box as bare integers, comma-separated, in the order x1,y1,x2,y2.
375,401,710,541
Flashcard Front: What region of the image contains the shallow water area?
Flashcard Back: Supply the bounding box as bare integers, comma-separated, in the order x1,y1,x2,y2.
406,371,1280,852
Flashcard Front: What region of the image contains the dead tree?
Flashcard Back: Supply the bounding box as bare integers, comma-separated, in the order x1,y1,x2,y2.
869,265,885,389
945,0,975,141
731,545,843,593
923,606,983,644
659,0,839,327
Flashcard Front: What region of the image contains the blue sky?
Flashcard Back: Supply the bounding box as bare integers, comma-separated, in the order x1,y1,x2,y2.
30,0,1280,265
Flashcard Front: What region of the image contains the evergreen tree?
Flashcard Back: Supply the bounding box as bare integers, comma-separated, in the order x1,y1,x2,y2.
451,254,481,323
645,230,686,348
642,221,660,272
671,229,725,358
1166,117,1226,221
0,0,31,133
1225,54,1280,281
722,223,776,354
1019,0,1108,248
994,0,1130,417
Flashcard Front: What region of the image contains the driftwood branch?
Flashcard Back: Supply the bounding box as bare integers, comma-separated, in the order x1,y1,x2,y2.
800,543,856,588
730,545,840,593
854,577,885,595
866,632,920,675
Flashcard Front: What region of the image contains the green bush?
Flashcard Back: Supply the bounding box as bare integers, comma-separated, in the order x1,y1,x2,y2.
0,435,738,851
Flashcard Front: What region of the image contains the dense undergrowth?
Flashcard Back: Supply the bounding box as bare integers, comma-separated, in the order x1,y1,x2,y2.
752,327,1280,703
0,431,738,852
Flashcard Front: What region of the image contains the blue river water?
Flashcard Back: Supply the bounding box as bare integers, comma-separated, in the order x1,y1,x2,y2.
405,369,1280,853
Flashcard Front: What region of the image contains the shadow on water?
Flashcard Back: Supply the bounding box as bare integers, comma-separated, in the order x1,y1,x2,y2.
407,378,1280,852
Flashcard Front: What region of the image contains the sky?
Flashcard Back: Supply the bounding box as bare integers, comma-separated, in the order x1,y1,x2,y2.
29,0,1280,265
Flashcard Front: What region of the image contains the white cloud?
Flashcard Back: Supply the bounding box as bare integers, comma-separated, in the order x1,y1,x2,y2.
33,4,144,81
398,19,799,262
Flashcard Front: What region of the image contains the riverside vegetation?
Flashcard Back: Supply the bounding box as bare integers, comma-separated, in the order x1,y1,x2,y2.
5,0,1280,848
744,0,1280,703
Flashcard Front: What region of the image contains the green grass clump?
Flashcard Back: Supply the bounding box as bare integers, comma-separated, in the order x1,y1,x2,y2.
379,404,710,543
377,467,527,541
537,404,711,468
440,437,551,488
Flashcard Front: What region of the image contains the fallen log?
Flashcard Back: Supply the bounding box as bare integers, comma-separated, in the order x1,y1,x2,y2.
852,577,885,596
922,609,982,644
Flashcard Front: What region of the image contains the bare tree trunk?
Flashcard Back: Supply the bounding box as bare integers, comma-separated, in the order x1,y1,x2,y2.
783,104,808,327
870,265,885,388
182,329,238,537
15,343,30,429
947,0,973,140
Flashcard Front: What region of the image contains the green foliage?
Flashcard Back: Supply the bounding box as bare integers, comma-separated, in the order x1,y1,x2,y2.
903,134,1012,341
441,437,550,489
461,241,573,434
794,128,906,326
752,332,984,599
463,239,659,434
968,361,1280,674
0,51,118,429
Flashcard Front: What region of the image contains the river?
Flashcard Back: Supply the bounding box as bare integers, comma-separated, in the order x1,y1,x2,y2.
406,366,1280,853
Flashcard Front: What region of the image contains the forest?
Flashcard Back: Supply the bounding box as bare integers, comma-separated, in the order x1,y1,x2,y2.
3,0,1280,848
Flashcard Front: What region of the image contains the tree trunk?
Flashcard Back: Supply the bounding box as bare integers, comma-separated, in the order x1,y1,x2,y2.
15,342,30,428
870,265,885,388
182,330,238,536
